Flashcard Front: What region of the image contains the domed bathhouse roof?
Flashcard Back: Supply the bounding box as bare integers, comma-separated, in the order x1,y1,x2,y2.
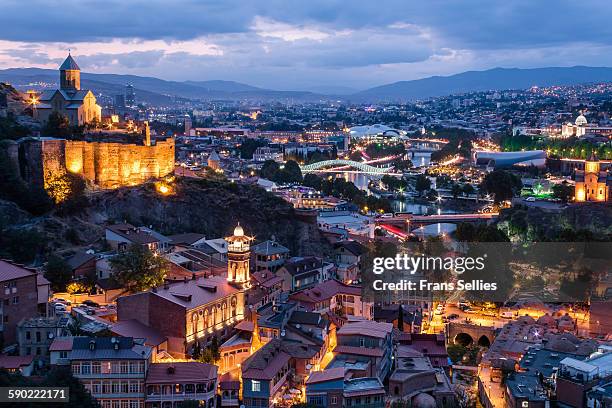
575,114,588,126
537,314,556,327
412,393,437,408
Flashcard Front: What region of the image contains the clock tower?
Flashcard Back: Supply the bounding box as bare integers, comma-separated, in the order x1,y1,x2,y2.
226,222,253,288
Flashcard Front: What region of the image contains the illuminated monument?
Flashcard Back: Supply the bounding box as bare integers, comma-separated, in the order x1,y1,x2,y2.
15,121,174,190
574,152,611,202
34,53,101,126
225,223,253,289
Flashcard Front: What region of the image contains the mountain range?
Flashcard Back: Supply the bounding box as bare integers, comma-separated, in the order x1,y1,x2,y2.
1,66,612,105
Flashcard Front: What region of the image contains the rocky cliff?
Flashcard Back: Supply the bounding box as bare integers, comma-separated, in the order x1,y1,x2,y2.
0,177,331,262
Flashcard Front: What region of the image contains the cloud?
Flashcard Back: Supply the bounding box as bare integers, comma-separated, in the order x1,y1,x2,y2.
251,16,331,41
0,0,611,88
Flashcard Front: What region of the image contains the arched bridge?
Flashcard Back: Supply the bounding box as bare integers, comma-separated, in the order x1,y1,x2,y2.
446,322,496,348
301,159,393,174
375,213,499,232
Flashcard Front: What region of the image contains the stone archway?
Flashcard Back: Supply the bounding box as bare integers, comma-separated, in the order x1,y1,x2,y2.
478,335,491,348
454,333,474,347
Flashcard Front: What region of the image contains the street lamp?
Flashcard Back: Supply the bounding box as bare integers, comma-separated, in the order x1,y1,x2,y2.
29,95,39,117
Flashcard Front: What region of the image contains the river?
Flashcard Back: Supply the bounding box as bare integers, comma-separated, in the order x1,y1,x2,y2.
329,152,456,237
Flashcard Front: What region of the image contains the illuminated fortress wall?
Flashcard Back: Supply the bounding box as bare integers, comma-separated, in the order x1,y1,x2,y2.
63,139,175,189
15,137,175,190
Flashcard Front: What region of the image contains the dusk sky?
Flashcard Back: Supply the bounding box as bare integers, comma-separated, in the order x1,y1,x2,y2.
1,0,611,90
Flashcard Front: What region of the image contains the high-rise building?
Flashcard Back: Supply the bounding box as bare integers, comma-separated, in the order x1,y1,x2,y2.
125,84,136,107
184,114,192,135
113,94,125,110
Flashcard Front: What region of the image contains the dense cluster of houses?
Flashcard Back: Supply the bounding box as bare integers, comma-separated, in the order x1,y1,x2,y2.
0,218,460,408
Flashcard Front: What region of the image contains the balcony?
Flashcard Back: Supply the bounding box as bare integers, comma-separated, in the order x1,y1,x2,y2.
146,390,215,402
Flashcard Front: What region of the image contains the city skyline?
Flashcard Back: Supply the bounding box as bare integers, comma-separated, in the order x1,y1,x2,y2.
1,0,612,90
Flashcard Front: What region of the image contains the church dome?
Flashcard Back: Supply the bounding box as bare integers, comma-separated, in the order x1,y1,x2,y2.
537,314,555,327
412,393,437,408
548,336,578,353
233,223,244,237
575,114,588,126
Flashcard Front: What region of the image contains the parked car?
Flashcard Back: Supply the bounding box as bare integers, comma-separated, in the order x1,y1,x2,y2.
500,311,515,319
464,307,477,314
526,197,536,202
82,300,100,308
54,304,67,312
447,313,460,320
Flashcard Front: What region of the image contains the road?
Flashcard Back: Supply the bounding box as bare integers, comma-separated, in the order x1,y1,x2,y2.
426,304,514,335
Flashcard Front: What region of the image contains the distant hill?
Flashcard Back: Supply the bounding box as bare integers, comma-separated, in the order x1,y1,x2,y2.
351,66,612,101
0,68,321,105
3,65,612,104
184,80,263,92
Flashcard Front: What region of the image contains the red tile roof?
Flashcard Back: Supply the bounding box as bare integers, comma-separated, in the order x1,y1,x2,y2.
111,319,166,346
306,367,345,384
251,272,283,289
337,320,393,339
49,337,73,352
219,371,241,390
0,354,34,369
289,279,361,305
234,320,255,332
333,345,384,357
0,260,37,282
146,362,217,384
241,339,291,380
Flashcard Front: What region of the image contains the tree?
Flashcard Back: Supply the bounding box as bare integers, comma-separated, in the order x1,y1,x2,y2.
455,223,477,242
302,173,322,190
0,142,53,215
199,337,221,364
109,244,169,293
45,254,73,292
239,139,268,159
552,181,574,203
260,160,280,180
462,183,475,197
44,366,101,408
0,366,100,408
391,158,413,172
436,175,452,189
0,228,46,264
451,183,462,199
0,115,30,140
481,170,522,203
191,342,202,360
447,344,468,363
281,160,303,183
42,112,84,139
44,171,87,207
414,174,431,195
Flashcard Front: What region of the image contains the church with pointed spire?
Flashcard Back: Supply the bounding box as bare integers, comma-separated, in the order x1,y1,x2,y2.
34,53,101,126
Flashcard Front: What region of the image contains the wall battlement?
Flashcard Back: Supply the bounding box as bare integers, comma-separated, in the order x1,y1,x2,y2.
16,136,175,189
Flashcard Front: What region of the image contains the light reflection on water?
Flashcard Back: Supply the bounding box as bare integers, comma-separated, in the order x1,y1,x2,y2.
325,152,455,237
